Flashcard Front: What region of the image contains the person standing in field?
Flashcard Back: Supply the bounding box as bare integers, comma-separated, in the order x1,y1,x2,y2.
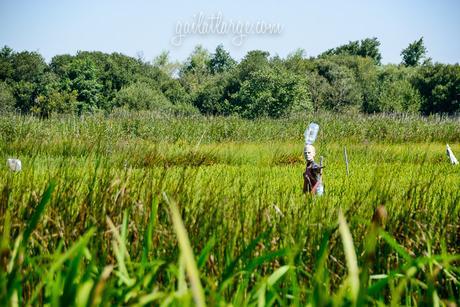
303,144,324,195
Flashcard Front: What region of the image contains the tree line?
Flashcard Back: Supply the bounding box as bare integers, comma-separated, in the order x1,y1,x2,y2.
0,37,459,118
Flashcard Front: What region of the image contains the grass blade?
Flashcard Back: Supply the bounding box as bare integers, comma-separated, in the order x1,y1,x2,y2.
338,210,359,303
23,181,55,245
163,192,206,307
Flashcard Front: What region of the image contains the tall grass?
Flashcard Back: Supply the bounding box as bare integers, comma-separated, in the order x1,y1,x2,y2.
1,111,459,151
0,111,459,305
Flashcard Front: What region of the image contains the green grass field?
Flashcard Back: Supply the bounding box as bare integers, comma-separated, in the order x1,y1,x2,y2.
1,112,459,306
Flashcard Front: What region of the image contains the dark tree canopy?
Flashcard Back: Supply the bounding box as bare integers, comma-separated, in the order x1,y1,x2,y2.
321,37,382,65
209,45,236,74
1,38,458,117
401,37,427,67
414,63,460,115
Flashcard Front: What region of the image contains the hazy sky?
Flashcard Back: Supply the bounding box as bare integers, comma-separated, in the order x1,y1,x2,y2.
1,0,459,64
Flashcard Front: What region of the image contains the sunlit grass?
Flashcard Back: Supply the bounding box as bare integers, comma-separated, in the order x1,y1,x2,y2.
0,112,459,305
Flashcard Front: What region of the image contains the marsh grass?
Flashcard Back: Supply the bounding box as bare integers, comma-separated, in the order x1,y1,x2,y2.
0,112,459,305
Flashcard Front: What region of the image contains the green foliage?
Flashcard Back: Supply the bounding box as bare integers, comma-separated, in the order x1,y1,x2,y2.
12,80,36,113
113,81,171,111
208,44,236,74
0,47,48,113
305,71,330,111
195,51,312,118
32,89,78,117
193,72,235,115
401,37,427,67
359,65,422,113
313,59,362,111
0,41,459,117
359,37,383,65
51,51,147,111
160,78,191,105
10,50,47,83
238,50,271,80
377,79,421,113
64,58,105,112
49,54,74,77
235,66,311,118
153,51,180,77
283,49,310,73
99,52,144,99
322,37,382,65
143,66,191,105
180,45,212,94
0,46,14,81
0,82,15,113
326,55,380,113
413,63,460,114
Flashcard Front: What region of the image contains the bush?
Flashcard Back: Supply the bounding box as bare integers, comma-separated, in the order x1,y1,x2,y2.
113,82,173,111
414,63,460,115
0,82,16,113
31,90,78,117
377,79,421,113
313,59,362,111
235,66,312,118
193,72,235,115
13,80,36,113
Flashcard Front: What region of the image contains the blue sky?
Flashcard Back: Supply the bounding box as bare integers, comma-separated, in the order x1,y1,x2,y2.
1,0,459,64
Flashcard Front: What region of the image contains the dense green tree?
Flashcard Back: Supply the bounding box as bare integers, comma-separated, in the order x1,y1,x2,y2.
314,59,362,111
193,72,236,115
113,81,171,111
0,82,15,113
208,45,236,74
32,90,78,117
195,51,312,118
305,71,332,112
321,37,382,65
51,51,145,105
102,53,143,96
238,50,270,80
325,55,379,112
401,37,427,67
0,46,15,81
66,58,104,112
235,66,311,118
49,54,74,77
136,64,190,105
153,51,180,77
283,49,314,75
377,79,421,113
11,51,47,83
359,38,382,65
12,81,36,113
160,78,190,105
0,44,459,117
370,65,422,112
179,45,212,94
414,63,460,114
0,48,48,112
